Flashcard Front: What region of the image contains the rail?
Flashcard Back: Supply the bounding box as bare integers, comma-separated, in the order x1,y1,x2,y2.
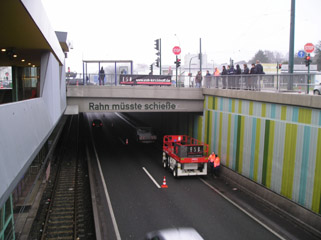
27,115,95,240
66,73,321,95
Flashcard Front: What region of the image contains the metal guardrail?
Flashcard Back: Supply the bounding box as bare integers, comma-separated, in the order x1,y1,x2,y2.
66,73,321,94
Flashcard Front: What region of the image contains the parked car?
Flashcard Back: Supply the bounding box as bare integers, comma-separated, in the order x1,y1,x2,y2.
92,119,103,128
145,228,204,240
313,83,321,95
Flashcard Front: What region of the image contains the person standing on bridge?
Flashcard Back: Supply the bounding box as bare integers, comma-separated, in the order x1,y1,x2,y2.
254,60,264,91
255,60,264,74
243,64,249,74
205,70,211,88
250,63,257,90
221,66,227,89
214,67,220,88
99,67,105,86
242,64,250,89
227,65,235,89
195,71,202,88
235,64,242,89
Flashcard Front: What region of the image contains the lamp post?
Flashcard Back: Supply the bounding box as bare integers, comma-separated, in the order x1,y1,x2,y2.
189,56,198,87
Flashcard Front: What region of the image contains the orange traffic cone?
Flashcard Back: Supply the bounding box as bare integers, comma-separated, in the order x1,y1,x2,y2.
161,176,168,188
76,80,79,86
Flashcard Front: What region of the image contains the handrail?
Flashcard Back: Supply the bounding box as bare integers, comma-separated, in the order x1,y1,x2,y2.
66,72,321,95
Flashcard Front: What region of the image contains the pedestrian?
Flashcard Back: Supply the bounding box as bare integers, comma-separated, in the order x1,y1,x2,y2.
208,152,216,176
255,60,264,74
99,67,105,86
235,64,242,89
243,64,249,74
195,71,202,88
255,60,264,91
243,64,250,90
208,152,220,177
213,154,221,177
205,70,211,88
214,67,220,88
227,65,235,89
235,64,241,74
250,63,257,74
214,67,220,76
250,63,257,90
221,66,227,89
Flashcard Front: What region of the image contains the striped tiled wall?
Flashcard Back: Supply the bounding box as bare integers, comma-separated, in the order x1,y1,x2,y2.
202,95,321,215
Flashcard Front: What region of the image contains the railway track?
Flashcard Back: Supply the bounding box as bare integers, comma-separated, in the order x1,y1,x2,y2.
28,115,95,240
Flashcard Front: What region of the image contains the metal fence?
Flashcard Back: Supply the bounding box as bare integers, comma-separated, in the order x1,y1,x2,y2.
66,73,321,94
202,74,316,93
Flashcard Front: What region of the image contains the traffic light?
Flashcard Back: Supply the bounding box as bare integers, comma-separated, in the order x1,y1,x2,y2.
155,58,159,67
154,39,161,74
154,39,159,51
149,64,153,74
305,54,312,67
174,58,181,68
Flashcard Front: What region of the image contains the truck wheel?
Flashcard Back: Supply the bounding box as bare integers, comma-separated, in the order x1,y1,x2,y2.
163,159,168,169
173,167,178,178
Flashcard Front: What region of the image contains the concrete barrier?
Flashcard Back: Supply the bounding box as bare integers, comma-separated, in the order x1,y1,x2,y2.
220,165,321,238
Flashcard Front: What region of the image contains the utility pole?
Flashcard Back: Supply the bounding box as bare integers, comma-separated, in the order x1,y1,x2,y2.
159,38,162,75
199,38,202,74
176,55,178,86
288,0,295,90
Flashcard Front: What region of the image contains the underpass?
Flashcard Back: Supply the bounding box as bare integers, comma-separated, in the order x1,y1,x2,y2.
65,84,321,239
84,112,319,240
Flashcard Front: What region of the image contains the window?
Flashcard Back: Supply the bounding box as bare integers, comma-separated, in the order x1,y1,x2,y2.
4,220,13,240
0,207,3,232
4,198,11,223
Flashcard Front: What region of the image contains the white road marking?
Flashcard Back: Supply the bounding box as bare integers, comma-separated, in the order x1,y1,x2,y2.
91,130,121,240
200,178,286,240
143,167,161,188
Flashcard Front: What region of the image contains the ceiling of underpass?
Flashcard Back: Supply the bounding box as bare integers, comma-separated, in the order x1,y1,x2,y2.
87,112,203,136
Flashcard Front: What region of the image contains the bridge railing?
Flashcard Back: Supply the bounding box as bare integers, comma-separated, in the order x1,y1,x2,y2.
202,74,316,92
66,73,321,94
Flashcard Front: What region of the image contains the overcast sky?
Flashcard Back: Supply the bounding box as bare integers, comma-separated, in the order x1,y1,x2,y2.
42,0,320,72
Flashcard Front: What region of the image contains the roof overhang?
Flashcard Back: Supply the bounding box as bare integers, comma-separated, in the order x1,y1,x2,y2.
0,0,65,67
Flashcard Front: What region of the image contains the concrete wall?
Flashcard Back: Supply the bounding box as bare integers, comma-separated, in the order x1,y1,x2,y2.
67,86,204,113
0,53,66,208
67,85,204,100
202,89,321,215
41,52,67,123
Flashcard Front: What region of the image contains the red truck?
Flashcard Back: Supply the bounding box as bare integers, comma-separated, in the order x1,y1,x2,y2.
162,135,209,177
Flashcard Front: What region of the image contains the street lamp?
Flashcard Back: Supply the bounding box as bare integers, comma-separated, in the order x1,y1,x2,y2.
189,56,198,87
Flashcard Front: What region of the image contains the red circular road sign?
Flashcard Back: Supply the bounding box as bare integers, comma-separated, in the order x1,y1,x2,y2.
172,46,181,55
304,43,315,53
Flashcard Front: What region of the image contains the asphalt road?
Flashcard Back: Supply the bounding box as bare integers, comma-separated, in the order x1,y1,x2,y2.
85,112,318,240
